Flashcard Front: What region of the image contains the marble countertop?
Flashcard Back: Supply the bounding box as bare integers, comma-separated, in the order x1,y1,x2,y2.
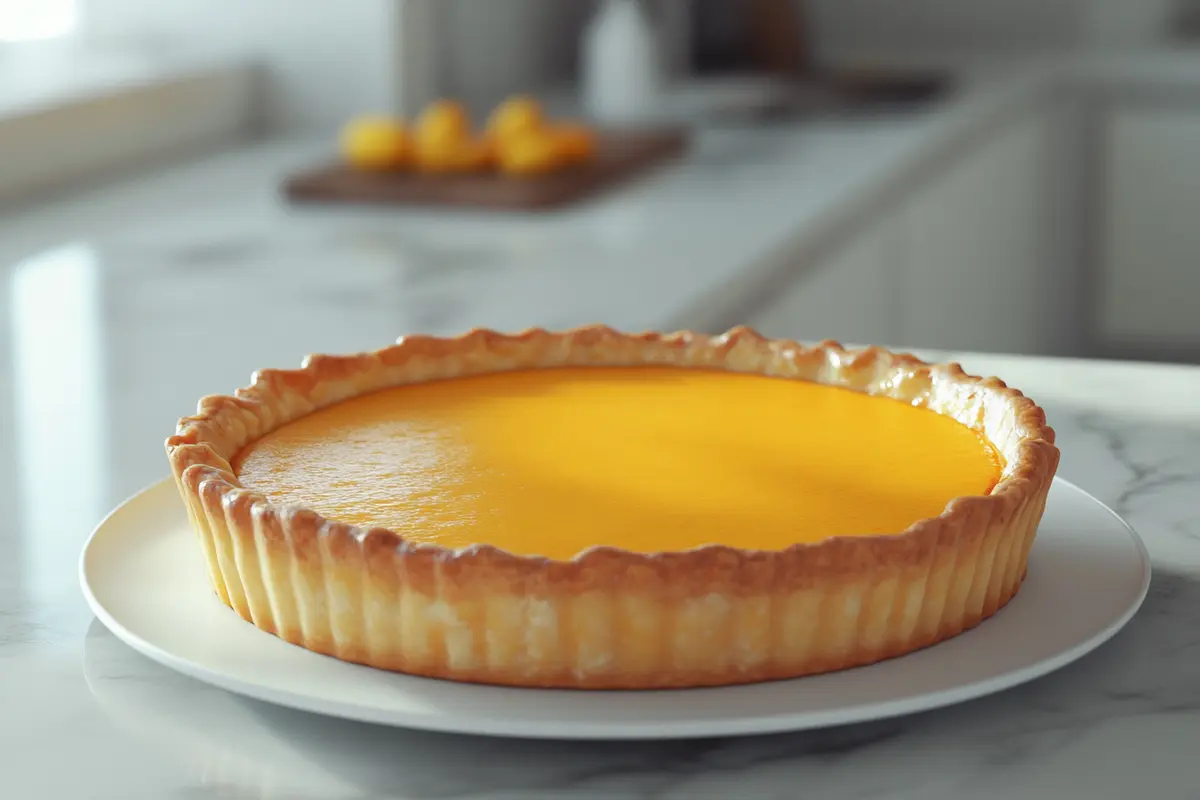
6,307,1199,798
3,51,1200,799
0,52,1052,343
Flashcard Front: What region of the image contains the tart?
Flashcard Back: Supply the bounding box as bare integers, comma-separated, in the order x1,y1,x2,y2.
165,326,1058,689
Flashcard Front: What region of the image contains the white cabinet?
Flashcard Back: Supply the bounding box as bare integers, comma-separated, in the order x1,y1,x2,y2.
745,213,904,347
1097,107,1200,350
745,103,1079,356
900,108,1071,355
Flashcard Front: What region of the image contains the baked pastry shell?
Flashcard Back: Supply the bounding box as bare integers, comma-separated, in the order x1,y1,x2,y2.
166,326,1059,689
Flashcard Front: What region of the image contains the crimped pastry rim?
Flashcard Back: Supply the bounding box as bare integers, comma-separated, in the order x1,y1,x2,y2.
164,326,1060,688
165,325,1057,568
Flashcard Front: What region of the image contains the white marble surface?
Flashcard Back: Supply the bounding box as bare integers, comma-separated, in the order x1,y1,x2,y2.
2,52,1200,799
0,52,1049,343
4,262,1199,799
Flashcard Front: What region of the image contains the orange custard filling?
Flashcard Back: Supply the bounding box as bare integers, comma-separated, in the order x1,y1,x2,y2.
233,367,1003,559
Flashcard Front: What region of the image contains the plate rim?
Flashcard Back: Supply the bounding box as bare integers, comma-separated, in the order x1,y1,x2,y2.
79,476,1152,740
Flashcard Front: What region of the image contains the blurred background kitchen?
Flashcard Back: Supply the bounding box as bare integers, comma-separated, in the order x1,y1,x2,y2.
3,0,1200,398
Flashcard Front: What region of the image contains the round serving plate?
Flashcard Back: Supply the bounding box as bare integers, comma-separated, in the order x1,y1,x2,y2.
80,477,1150,740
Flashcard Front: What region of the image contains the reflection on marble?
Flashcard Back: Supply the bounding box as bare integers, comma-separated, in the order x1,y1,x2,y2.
0,225,1199,797
11,247,109,605
33,356,1200,798
1,218,1199,797
4,59,1200,794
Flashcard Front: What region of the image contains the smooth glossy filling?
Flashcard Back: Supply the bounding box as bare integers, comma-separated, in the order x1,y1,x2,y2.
233,367,1003,559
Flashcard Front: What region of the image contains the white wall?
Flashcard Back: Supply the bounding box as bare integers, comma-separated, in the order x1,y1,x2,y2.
78,0,583,131
438,0,588,113
76,0,1185,133
436,0,1184,106
807,0,1181,58
80,0,400,132
806,0,1085,56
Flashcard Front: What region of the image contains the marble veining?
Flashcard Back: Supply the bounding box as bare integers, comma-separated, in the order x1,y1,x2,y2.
6,271,1200,798
4,53,1200,800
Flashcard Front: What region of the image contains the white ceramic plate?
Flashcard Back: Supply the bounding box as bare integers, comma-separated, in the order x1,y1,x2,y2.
80,477,1150,740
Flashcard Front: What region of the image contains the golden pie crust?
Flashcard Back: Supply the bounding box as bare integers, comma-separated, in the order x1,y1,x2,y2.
165,326,1059,689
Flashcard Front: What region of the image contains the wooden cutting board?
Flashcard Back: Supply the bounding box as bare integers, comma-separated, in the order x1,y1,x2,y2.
284,129,688,212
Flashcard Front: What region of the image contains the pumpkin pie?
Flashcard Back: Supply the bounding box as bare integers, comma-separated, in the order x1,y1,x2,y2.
165,327,1058,689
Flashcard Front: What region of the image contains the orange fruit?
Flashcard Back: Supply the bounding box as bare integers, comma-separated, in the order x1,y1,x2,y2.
498,130,568,176
487,95,545,144
415,99,471,151
339,116,411,171
417,138,496,174
551,122,597,164
413,99,495,174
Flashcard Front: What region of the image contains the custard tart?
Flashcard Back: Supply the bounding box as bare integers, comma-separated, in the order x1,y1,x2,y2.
166,327,1058,689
